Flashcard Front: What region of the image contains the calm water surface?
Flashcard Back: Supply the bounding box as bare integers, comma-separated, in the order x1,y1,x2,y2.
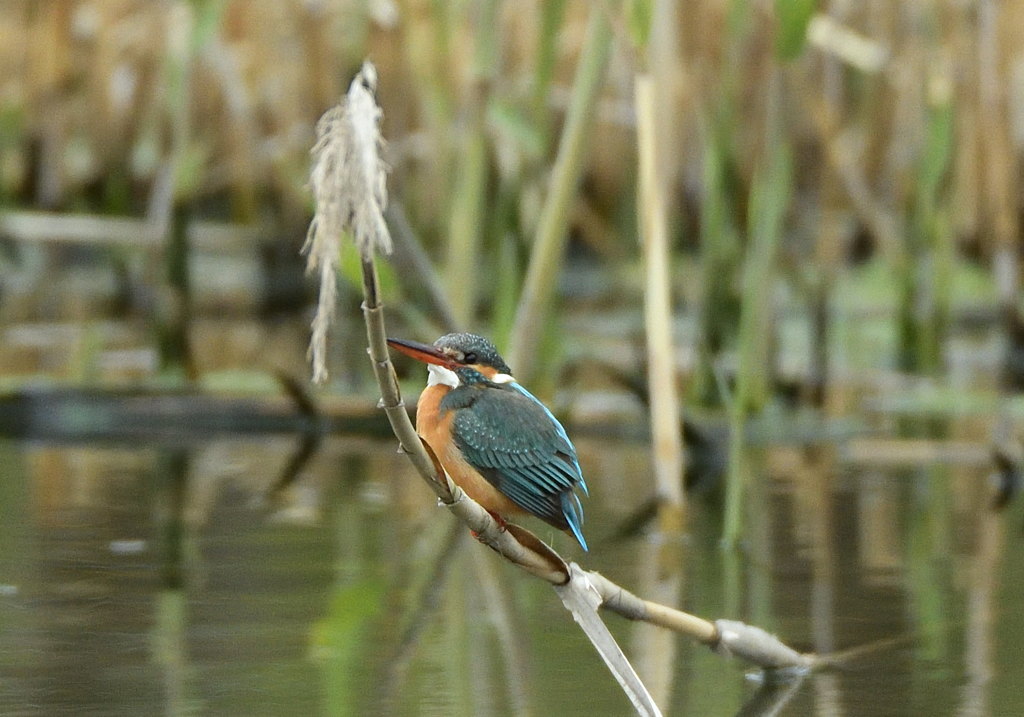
0,433,1022,716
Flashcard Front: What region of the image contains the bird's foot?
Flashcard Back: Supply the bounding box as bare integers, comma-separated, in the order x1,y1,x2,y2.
470,511,509,543
489,511,510,531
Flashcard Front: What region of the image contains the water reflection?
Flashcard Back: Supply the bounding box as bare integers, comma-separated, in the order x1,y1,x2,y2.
0,435,1021,716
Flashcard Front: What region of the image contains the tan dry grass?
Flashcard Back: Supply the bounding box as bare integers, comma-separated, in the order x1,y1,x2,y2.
0,1,1022,261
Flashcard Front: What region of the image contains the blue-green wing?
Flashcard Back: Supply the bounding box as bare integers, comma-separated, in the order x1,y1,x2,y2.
450,386,588,550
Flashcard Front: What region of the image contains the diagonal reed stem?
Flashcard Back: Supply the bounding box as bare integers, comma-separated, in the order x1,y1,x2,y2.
507,6,613,384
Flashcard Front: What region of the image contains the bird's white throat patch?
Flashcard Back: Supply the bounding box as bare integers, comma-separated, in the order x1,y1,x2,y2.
427,364,460,388
490,373,515,384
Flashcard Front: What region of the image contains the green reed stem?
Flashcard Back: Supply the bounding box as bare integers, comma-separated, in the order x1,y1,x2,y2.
444,0,499,326
507,6,613,384
722,90,792,547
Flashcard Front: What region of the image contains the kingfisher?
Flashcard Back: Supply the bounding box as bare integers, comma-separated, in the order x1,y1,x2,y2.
387,332,589,550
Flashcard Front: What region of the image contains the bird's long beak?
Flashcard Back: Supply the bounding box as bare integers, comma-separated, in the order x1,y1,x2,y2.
387,337,459,369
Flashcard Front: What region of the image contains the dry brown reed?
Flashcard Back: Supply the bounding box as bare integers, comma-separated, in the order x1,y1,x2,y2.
5,1,1022,271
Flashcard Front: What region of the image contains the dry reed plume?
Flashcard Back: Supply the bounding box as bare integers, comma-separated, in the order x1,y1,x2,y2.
304,61,392,384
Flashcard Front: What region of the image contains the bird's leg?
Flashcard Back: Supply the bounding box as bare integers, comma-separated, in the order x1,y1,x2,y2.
470,511,509,542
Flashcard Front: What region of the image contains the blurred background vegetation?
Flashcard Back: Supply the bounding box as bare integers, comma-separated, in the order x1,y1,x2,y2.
3,0,1022,412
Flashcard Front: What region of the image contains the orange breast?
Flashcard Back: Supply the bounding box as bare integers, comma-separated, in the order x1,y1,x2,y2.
416,385,523,518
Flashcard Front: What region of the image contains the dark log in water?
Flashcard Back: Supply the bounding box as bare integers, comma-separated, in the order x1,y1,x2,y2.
0,387,398,442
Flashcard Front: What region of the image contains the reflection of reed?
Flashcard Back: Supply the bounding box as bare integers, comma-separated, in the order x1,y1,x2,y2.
376,519,465,713
857,471,903,580
154,589,191,716
631,536,684,711
469,547,533,717
732,672,807,717
905,464,953,663
956,477,1005,716
153,449,191,715
805,448,842,716
372,518,533,716
745,450,774,636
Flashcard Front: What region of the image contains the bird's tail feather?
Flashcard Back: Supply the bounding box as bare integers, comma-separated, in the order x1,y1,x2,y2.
561,492,588,551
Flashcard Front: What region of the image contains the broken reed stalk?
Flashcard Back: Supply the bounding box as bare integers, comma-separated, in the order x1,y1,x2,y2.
307,61,815,717
635,71,686,528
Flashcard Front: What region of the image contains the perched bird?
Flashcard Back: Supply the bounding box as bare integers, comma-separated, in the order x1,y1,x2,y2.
387,333,589,550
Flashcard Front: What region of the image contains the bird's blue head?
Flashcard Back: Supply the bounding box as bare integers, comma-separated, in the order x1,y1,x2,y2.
387,333,513,387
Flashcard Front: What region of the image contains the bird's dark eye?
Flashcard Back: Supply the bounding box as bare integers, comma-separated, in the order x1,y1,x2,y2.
463,352,478,363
